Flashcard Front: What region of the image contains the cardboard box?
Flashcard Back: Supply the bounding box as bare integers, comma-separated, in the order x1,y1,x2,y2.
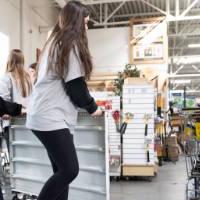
168,145,179,162
166,135,178,146
170,115,184,127
162,145,179,162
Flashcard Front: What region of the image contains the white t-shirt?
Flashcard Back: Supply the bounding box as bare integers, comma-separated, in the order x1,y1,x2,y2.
26,44,84,132
0,72,30,127
0,73,28,107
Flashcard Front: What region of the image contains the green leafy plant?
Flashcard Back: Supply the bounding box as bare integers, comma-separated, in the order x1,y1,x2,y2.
114,64,140,96
123,64,140,78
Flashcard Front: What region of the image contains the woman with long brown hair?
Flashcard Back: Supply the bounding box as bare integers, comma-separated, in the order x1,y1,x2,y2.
0,49,32,106
26,1,102,200
0,49,31,149
0,49,32,135
0,49,31,200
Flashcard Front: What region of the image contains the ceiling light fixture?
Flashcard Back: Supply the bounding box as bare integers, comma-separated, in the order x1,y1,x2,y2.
173,79,191,84
188,44,200,48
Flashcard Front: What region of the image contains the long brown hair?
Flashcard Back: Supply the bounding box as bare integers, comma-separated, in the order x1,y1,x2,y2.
46,1,92,80
6,49,32,97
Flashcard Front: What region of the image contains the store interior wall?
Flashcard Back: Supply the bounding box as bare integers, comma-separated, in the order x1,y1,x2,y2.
88,27,168,76
88,27,169,108
88,27,129,73
0,0,57,76
0,1,169,85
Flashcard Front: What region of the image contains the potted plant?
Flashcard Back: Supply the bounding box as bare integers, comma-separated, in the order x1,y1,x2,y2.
114,64,140,96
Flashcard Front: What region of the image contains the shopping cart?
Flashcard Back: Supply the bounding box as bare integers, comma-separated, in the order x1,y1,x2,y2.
185,139,200,200
183,108,200,200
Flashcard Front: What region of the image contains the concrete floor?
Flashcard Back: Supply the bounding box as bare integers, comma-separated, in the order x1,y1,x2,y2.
2,157,187,200
111,157,187,200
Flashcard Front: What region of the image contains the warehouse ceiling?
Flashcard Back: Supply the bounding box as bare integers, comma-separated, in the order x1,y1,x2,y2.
52,0,200,93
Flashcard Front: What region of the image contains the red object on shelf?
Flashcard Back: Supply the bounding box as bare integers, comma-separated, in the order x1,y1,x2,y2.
112,110,120,132
96,100,106,107
105,100,112,110
96,100,112,110
112,110,120,121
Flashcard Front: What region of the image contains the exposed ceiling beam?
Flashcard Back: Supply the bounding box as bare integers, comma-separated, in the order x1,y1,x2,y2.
94,20,129,26
90,19,100,24
140,0,173,17
175,0,179,17
168,47,196,51
192,65,200,72
55,0,200,27
174,65,184,74
100,3,102,23
175,0,179,33
81,0,136,5
169,32,200,37
104,3,108,28
180,0,199,17
166,0,170,15
169,47,198,50
104,1,126,22
110,8,200,19
111,12,162,19
169,54,200,59
94,15,200,26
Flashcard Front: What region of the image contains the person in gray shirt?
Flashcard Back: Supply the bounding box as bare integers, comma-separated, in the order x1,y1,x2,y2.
0,49,31,200
26,1,102,200
0,49,32,151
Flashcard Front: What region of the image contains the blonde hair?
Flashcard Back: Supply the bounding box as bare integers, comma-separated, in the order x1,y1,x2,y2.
6,49,32,97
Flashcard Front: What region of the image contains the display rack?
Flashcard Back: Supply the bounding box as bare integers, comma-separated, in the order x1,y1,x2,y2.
9,112,110,200
90,92,121,178
122,78,156,177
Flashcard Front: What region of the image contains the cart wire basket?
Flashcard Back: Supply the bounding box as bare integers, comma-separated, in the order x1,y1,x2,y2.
185,139,200,200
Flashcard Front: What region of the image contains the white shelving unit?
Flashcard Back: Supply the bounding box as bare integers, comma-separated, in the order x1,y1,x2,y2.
122,78,156,177
9,112,110,200
90,92,121,177
107,96,121,177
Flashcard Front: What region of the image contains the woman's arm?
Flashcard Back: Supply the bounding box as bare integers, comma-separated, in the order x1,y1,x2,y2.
64,48,101,115
0,96,22,117
64,77,98,114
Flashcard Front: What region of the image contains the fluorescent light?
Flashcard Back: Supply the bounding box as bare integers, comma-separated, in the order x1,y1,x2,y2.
169,74,200,78
171,90,200,93
188,44,200,48
174,56,200,65
173,79,191,84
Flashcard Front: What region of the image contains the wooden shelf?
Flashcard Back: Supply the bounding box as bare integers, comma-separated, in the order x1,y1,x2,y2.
87,73,117,91
123,165,155,177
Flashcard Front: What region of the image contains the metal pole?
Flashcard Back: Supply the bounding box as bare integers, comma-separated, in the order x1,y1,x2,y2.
104,3,108,28
183,86,186,108
20,0,24,51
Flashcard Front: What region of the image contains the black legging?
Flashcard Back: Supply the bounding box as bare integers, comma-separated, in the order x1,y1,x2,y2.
0,186,4,200
32,129,79,200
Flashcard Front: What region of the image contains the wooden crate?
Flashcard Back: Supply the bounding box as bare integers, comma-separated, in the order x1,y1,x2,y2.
154,164,158,174
124,77,150,85
123,165,155,176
